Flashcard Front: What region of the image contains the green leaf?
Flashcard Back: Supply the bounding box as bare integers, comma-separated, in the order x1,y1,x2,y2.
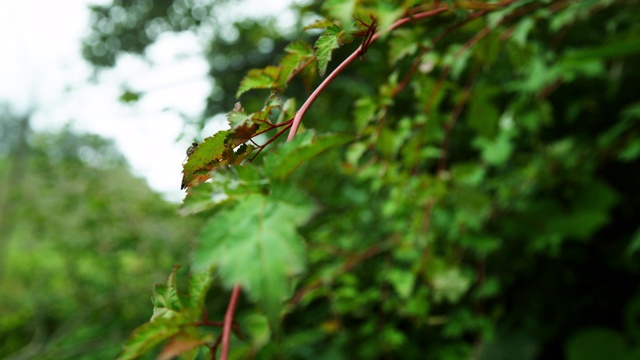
473,131,513,165
151,265,183,322
565,328,630,360
388,29,419,66
430,267,472,303
467,86,500,138
322,0,356,30
193,190,313,323
117,317,185,360
119,89,141,103
278,41,314,89
385,268,415,299
181,164,267,215
314,25,343,77
303,18,338,31
375,1,405,36
181,130,229,190
187,270,213,310
353,96,377,131
179,182,217,216
263,131,351,180
236,66,280,98
625,227,640,257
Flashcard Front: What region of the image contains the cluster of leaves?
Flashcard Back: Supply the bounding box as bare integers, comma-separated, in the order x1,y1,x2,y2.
93,0,640,359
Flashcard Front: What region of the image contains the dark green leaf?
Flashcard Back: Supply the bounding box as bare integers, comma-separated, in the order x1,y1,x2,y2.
263,131,351,180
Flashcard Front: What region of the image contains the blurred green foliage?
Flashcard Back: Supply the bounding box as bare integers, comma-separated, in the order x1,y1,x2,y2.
0,113,205,358
9,0,640,359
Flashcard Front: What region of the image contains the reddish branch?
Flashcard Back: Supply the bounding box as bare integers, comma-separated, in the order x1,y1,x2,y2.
219,284,241,360
286,0,521,141
287,6,450,141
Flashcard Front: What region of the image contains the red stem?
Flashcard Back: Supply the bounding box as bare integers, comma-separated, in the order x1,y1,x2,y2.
285,0,521,141
220,284,241,360
286,6,450,141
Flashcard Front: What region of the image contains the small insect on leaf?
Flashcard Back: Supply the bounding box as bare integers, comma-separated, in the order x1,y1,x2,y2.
187,142,199,157
182,142,200,166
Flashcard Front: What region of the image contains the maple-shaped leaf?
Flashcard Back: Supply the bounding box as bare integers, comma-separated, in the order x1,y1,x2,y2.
181,130,229,190
263,131,352,180
236,65,280,98
119,268,214,360
322,0,356,31
315,25,344,77
193,188,313,324
277,41,315,89
151,265,183,321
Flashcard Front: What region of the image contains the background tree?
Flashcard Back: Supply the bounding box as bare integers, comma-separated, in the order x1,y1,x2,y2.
77,0,640,359
0,109,206,359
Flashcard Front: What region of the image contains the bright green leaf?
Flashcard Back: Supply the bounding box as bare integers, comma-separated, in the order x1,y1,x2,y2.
117,317,186,360
181,130,229,190
193,190,313,323
278,41,314,88
236,66,280,98
187,270,213,310
315,26,343,77
431,268,472,303
151,265,183,322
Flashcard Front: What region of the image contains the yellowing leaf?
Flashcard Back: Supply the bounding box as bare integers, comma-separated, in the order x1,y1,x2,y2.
181,131,229,190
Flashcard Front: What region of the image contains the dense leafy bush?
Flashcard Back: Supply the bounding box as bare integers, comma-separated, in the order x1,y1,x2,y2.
82,0,640,358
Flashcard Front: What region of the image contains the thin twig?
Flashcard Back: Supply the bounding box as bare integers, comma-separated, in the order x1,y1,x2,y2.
248,122,293,162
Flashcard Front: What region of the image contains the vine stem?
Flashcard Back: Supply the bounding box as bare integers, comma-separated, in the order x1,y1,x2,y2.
220,284,241,360
286,6,450,141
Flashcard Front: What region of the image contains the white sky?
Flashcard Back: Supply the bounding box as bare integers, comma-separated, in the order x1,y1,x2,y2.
0,0,297,202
